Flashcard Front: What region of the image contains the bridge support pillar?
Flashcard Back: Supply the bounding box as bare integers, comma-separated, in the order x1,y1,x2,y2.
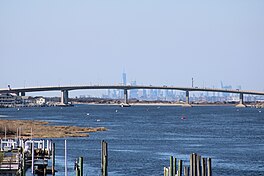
236,93,246,108
61,90,69,105
20,92,25,96
121,89,130,107
182,91,192,107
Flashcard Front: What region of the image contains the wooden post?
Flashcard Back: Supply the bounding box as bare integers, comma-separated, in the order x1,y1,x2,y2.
190,154,193,176
207,158,212,176
164,167,169,176
22,148,26,176
65,140,68,176
75,159,79,176
5,126,6,140
178,159,183,176
193,153,197,176
184,166,189,176
31,142,34,174
101,140,108,176
52,143,55,175
101,141,104,175
169,156,173,176
197,154,201,176
79,157,83,176
173,157,177,176
201,158,206,176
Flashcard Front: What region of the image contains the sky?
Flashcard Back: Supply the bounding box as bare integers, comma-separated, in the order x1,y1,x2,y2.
1,0,264,97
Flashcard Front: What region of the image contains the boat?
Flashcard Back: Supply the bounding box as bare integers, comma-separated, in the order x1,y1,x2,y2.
120,103,131,107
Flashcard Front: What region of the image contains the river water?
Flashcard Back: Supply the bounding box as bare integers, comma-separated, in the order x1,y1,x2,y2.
0,105,263,176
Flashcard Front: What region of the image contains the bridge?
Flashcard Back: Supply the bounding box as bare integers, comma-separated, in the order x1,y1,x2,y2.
1,85,264,107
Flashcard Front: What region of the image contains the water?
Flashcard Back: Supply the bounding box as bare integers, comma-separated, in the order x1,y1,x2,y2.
0,105,263,176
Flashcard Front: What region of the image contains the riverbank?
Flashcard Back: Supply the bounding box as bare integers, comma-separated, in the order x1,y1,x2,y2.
0,119,106,138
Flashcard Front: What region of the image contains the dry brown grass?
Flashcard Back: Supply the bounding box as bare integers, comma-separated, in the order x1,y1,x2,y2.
0,120,106,138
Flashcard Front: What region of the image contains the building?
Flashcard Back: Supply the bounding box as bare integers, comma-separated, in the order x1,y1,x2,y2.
35,97,46,106
122,72,127,86
130,81,138,99
0,93,21,107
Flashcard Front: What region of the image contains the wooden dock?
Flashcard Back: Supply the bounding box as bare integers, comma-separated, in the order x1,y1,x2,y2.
0,138,55,175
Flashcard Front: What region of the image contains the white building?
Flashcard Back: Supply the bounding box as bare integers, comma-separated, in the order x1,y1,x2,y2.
35,97,46,106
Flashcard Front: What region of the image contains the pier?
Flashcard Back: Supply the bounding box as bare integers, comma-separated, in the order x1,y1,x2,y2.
0,138,55,175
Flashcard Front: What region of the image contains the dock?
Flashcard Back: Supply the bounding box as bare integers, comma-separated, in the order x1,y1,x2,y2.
0,138,55,175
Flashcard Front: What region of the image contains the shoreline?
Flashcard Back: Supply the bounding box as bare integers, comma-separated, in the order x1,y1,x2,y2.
73,102,238,107
0,119,107,139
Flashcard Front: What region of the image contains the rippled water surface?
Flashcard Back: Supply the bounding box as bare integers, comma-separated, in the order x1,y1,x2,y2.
0,105,263,176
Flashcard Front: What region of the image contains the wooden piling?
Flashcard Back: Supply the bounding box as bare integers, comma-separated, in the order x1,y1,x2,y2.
201,158,206,176
164,167,169,176
32,142,34,174
169,156,173,176
79,157,83,176
207,158,212,176
173,157,177,176
101,140,108,176
197,154,201,176
65,140,67,176
22,148,26,176
184,166,189,176
75,159,79,176
193,153,197,176
178,159,182,176
52,142,55,175
190,154,193,176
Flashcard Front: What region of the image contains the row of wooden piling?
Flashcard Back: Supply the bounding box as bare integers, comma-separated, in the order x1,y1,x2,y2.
164,153,212,176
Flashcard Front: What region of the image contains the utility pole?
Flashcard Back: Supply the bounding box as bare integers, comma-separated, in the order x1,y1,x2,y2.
192,78,194,88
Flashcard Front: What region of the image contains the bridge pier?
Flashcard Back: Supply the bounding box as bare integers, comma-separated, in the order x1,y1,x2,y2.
236,93,246,108
61,90,69,105
121,89,130,107
182,91,192,107
20,92,25,96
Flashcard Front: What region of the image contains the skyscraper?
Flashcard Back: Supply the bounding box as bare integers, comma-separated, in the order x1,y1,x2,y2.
122,72,127,86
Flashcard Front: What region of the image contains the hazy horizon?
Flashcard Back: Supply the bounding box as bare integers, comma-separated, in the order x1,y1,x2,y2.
1,0,264,97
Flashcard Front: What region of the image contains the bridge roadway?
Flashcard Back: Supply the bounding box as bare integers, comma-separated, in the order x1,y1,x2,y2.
1,85,264,107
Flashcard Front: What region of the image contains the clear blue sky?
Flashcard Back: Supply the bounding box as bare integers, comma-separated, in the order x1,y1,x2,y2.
1,0,264,95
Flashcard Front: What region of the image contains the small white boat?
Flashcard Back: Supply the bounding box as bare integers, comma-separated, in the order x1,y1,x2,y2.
120,103,131,107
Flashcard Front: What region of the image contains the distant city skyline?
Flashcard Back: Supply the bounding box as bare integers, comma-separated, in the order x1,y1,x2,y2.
1,0,264,97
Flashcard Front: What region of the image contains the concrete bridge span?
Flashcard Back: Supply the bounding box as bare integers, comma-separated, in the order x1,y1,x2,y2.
1,85,264,107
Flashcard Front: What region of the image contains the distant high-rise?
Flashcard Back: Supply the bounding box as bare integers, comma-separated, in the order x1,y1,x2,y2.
122,72,127,86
